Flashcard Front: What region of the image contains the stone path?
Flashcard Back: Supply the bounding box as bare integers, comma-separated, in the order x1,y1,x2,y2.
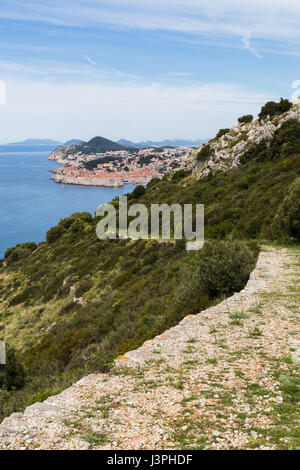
0,246,299,450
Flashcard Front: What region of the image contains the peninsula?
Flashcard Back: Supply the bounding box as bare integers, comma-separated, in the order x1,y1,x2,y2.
48,136,191,187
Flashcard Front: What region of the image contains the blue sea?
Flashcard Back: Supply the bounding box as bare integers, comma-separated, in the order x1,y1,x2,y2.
0,151,135,258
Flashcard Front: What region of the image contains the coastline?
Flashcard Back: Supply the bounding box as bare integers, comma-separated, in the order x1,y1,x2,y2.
48,144,190,188
52,173,125,188
51,172,153,188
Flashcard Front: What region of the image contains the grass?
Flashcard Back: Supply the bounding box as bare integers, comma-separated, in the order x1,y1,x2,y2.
83,430,108,448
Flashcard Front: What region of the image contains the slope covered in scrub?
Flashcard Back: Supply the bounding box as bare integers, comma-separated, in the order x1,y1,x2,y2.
0,99,299,421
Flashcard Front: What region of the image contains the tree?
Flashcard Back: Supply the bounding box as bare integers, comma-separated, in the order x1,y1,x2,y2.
258,98,292,121
46,225,66,244
130,185,146,199
197,144,213,162
238,115,253,124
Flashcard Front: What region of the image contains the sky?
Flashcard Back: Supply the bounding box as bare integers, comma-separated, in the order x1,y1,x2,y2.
0,0,300,143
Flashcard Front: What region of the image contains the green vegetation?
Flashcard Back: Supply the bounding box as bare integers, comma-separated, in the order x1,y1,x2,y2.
197,144,213,162
129,184,146,199
238,115,253,124
258,98,292,121
0,346,26,391
216,128,230,139
0,224,258,421
176,240,258,302
138,127,300,241
278,178,300,240
4,242,37,265
0,100,299,423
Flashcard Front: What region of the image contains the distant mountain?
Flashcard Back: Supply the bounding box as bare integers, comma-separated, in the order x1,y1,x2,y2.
0,138,64,153
117,138,206,148
64,139,83,146
6,139,63,147
83,136,129,152
49,135,203,163
48,136,135,163
117,139,140,148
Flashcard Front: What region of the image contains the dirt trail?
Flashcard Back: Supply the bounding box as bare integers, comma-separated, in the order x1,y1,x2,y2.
0,246,299,450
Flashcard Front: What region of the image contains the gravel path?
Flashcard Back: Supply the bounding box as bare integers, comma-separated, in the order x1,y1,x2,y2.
0,246,299,450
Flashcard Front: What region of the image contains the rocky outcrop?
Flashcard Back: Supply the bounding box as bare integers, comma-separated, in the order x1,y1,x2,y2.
189,103,300,179
48,145,83,165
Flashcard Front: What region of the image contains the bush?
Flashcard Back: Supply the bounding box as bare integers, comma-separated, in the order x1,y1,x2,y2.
268,119,300,160
70,219,85,234
197,144,213,162
46,225,66,244
75,279,94,298
5,242,37,260
216,128,230,139
147,177,160,189
239,141,267,165
259,98,292,121
59,212,93,229
171,170,190,182
177,240,259,301
278,178,300,240
129,185,146,199
7,248,32,265
0,346,26,391
238,115,253,124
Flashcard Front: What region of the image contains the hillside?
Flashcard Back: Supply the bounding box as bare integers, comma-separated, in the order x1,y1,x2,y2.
1,245,299,450
48,136,134,164
0,99,299,448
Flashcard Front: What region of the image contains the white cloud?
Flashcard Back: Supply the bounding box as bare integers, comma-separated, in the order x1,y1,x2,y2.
82,55,96,66
0,59,144,82
0,79,270,143
1,1,300,53
0,60,90,76
242,37,262,59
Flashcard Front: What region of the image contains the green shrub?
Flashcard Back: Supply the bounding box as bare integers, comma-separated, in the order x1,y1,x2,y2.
5,242,37,260
0,346,26,391
258,98,292,121
46,225,66,243
216,128,230,138
278,177,300,240
70,219,85,234
147,177,160,189
177,240,259,301
75,279,94,297
238,115,253,124
268,119,300,160
129,185,146,199
197,144,213,162
7,248,31,265
237,174,257,190
239,141,267,164
171,170,190,182
59,212,93,229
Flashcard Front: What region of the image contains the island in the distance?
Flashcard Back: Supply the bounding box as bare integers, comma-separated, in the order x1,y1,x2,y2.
48,136,198,187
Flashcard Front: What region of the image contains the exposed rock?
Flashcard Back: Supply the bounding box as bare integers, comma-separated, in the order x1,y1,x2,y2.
189,103,300,179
